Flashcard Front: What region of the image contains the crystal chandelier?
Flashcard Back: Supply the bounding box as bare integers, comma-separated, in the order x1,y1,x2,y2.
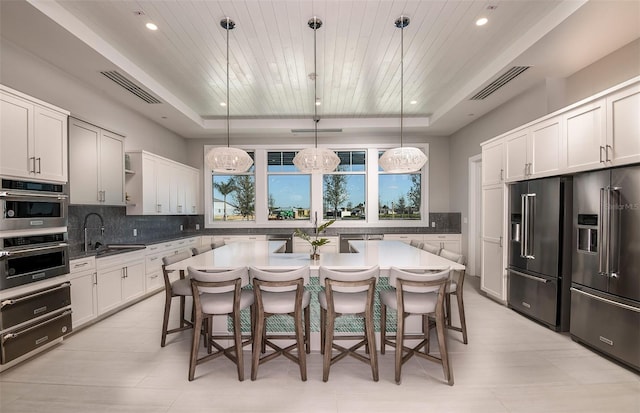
379,16,428,173
293,17,340,174
206,17,253,173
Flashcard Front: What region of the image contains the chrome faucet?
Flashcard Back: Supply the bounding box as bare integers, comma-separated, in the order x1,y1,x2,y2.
83,212,105,252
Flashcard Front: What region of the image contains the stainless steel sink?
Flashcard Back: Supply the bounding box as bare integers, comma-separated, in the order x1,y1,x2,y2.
95,244,146,257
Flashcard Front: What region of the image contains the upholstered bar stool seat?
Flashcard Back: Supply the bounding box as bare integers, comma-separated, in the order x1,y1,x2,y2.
421,242,441,255
192,244,213,256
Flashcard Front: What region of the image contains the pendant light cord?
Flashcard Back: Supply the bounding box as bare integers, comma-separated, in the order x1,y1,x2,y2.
226,17,231,148
313,16,318,148
400,16,404,148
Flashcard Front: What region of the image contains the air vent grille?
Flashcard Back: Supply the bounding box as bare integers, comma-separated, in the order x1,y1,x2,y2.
470,66,531,100
100,71,162,104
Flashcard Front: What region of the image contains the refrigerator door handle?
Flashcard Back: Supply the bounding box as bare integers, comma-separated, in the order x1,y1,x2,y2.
526,194,536,259
570,288,639,313
609,187,621,278
598,187,608,276
510,269,548,283
520,193,527,258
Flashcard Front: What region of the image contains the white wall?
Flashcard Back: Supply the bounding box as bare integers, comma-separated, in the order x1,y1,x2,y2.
449,38,640,258
186,134,452,213
0,39,188,163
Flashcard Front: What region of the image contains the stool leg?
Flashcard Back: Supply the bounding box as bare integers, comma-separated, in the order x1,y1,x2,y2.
365,308,379,381
295,308,307,381
395,311,404,385
251,309,264,381
320,307,326,355
322,311,335,382
161,290,172,347
380,303,386,355
436,308,453,385
233,310,244,381
304,305,311,354
457,291,468,344
188,310,202,381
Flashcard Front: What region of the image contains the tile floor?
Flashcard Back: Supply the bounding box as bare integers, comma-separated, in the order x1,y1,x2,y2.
0,277,638,412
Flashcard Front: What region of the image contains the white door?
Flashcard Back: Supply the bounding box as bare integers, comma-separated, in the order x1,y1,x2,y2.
69,120,100,204
97,267,123,314
607,84,640,166
33,106,67,182
530,117,563,176
0,92,32,179
565,99,606,171
70,271,98,328
481,185,505,302
122,261,145,301
504,130,528,181
142,155,158,214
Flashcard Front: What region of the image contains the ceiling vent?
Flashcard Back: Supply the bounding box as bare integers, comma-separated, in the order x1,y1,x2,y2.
100,71,162,104
470,66,530,100
291,128,343,133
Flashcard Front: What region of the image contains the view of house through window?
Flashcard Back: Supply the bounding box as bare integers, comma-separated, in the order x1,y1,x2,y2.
267,151,311,220
211,152,255,221
378,151,422,220
323,151,366,220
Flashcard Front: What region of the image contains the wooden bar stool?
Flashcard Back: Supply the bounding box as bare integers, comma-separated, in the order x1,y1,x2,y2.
187,266,254,381
191,244,213,256
160,251,194,347
249,266,311,381
380,266,453,385
318,265,379,382
438,249,468,344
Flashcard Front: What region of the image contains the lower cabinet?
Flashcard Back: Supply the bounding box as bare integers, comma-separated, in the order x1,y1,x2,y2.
144,236,201,293
96,251,145,315
424,234,462,254
69,257,98,329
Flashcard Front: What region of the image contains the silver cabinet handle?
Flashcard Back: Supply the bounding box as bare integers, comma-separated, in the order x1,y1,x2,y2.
606,145,612,162
599,146,605,163
29,156,37,173
500,168,504,181
36,157,42,174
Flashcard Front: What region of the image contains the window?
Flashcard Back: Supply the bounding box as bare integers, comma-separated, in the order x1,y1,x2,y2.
323,151,366,220
267,151,311,221
204,145,428,228
211,152,255,222
378,151,422,220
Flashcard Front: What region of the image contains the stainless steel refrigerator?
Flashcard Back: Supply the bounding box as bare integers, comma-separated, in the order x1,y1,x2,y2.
507,177,572,331
571,166,640,372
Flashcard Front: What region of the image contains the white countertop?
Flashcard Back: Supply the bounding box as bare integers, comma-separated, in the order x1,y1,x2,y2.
166,240,465,275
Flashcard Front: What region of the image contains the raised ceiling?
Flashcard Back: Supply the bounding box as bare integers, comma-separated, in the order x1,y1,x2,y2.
1,0,639,139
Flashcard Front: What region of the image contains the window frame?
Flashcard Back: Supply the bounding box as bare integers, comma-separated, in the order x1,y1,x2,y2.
204,143,429,228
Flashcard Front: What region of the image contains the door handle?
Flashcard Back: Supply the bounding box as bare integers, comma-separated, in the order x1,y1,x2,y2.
606,145,612,162
598,187,607,275
36,157,42,174
510,269,548,283
599,146,605,163
30,156,37,173
520,194,526,258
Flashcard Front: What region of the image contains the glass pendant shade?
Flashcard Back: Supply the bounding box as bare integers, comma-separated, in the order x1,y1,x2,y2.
293,147,341,173
206,146,253,173
378,146,427,173
205,17,253,174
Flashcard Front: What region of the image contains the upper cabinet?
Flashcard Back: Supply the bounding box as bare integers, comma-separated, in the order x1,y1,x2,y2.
125,151,200,216
481,138,504,186
504,117,564,182
69,118,125,205
605,83,640,166
564,98,606,172
0,86,69,183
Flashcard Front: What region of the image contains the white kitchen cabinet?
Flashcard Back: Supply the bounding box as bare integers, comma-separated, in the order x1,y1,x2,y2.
69,118,125,205
383,234,416,244
69,257,98,329
215,235,267,244
481,138,504,186
125,151,200,215
564,98,607,172
605,83,640,166
480,184,506,303
424,234,462,254
293,236,338,254
145,237,201,291
0,86,69,183
96,250,146,315
504,117,563,182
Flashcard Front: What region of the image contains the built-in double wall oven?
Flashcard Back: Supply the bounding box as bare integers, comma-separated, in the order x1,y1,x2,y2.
0,178,71,366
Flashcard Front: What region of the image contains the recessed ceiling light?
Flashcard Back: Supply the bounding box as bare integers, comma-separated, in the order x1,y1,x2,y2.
476,17,488,26
146,22,158,31
410,100,417,105
220,102,227,107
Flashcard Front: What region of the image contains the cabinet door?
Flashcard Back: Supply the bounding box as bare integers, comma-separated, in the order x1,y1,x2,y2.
173,165,186,214
69,119,100,204
481,185,506,302
122,261,145,302
384,234,414,244
142,155,158,214
156,159,172,214
0,92,32,179
33,106,67,182
565,99,606,171
97,267,123,314
440,240,462,254
481,140,504,186
99,131,125,205
530,117,563,177
186,169,199,214
504,130,529,181
70,271,98,328
607,84,640,166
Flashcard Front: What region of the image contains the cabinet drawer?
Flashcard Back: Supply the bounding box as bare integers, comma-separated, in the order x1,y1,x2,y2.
0,282,71,330
507,270,558,328
146,254,163,274
1,309,72,364
70,257,95,273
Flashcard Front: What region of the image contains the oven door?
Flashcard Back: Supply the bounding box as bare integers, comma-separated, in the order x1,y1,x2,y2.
0,192,67,231
0,243,69,290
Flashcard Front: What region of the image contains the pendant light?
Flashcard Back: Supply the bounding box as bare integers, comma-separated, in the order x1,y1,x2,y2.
206,17,253,173
379,16,428,173
292,17,340,174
